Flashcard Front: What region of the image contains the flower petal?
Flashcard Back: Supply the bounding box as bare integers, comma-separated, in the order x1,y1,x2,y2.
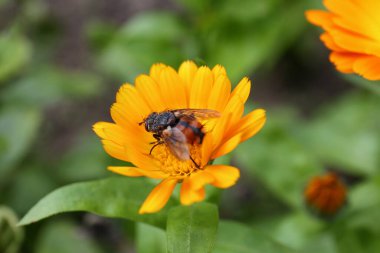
93,122,128,143
179,171,213,205
139,178,178,214
180,186,206,205
306,2,380,81
100,140,129,162
149,63,167,82
351,0,380,28
159,66,188,109
214,94,244,144
329,51,362,73
305,10,334,30
135,74,166,112
189,66,214,109
94,119,160,171
201,133,214,167
189,170,215,190
93,122,130,161
231,77,251,104
212,64,227,79
320,33,345,52
227,109,266,140
206,165,240,189
110,104,153,145
127,149,162,172
239,109,266,142
329,27,380,56
211,112,232,152
108,166,166,178
178,60,198,95
324,0,380,41
208,75,231,112
115,84,151,123
353,56,380,80
212,133,241,159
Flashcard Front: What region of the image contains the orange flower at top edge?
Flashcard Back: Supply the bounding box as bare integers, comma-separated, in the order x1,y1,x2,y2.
304,172,347,216
93,61,266,214
305,0,380,81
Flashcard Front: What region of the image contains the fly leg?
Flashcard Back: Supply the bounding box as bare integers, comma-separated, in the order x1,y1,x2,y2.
148,133,162,145
189,155,201,169
149,141,165,155
149,134,164,155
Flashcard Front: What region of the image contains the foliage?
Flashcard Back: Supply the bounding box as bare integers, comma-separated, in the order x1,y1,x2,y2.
0,206,24,253
19,177,174,228
94,0,310,83
0,0,379,252
166,203,219,253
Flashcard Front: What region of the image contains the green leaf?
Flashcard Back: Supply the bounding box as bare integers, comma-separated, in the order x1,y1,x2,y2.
0,30,31,83
347,203,380,234
332,225,380,253
56,134,109,183
344,74,380,95
349,176,380,212
136,223,167,253
86,21,118,51
205,0,307,83
0,106,41,184
217,0,283,23
235,108,322,208
301,92,380,175
0,0,11,8
0,206,24,253
119,12,186,41
35,220,103,253
98,12,191,81
301,233,338,253
213,221,298,253
270,213,324,250
19,177,177,228
5,167,57,215
1,66,102,107
344,176,380,233
166,203,219,253
174,0,212,13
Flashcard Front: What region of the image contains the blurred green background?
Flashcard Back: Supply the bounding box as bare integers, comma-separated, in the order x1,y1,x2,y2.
0,0,379,252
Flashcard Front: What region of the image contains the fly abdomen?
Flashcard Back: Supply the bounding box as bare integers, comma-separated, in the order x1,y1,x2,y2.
176,120,204,144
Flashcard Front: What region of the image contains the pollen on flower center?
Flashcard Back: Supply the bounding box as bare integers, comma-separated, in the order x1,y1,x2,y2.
150,144,203,178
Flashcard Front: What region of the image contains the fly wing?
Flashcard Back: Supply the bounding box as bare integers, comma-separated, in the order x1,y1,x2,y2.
172,109,221,119
163,127,190,160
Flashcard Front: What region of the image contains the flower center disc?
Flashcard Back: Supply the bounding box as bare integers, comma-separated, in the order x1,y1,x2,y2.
150,144,202,178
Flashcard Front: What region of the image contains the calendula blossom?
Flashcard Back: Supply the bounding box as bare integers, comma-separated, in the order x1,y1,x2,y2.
306,0,380,80
93,61,266,214
304,172,347,216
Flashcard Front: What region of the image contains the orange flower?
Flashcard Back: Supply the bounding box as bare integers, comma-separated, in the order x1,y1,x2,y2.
306,0,380,80
93,61,266,214
304,172,347,216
